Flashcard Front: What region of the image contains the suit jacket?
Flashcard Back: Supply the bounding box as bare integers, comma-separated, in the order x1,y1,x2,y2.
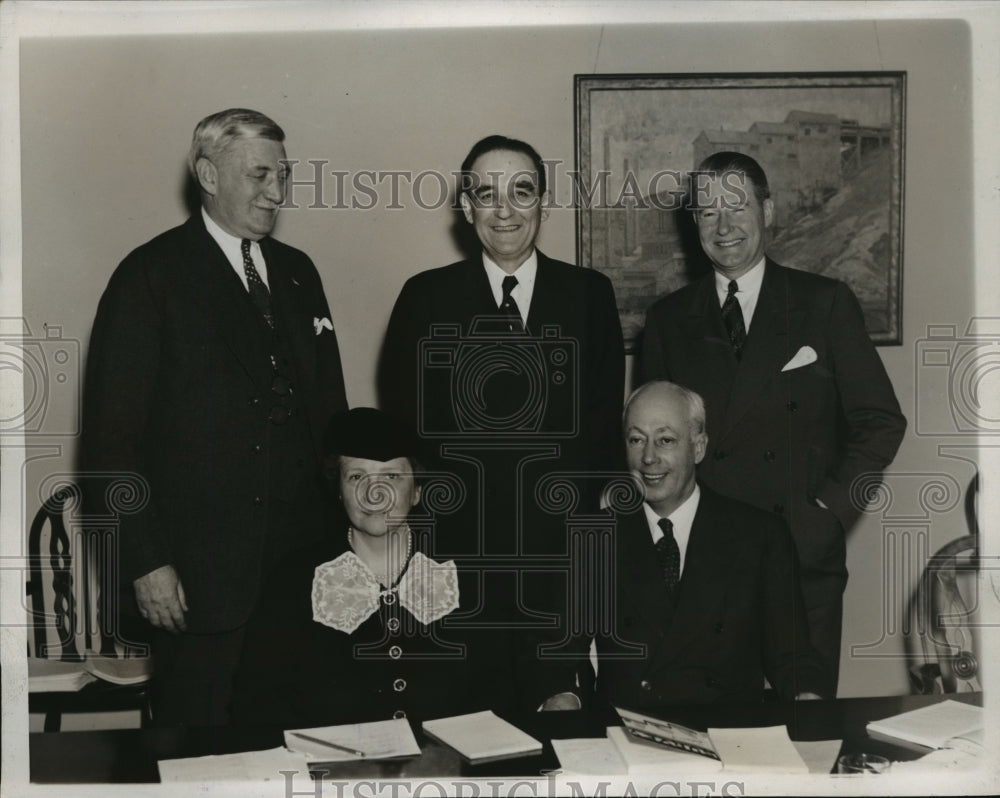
82,214,348,633
594,487,831,712
642,260,905,606
380,251,624,477
379,251,625,557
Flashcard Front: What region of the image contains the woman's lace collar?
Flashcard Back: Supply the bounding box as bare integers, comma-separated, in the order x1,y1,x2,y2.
311,550,459,634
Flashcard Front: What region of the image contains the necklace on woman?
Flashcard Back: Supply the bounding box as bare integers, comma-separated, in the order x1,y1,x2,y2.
347,525,413,586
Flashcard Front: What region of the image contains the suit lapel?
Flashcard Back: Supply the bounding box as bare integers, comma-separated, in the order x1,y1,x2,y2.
524,250,554,335
617,508,675,650
655,490,736,660
720,261,805,438
184,217,273,387
461,256,507,327
681,276,738,422
261,238,317,393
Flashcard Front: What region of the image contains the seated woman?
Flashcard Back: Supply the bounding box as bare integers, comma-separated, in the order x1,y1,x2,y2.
231,407,563,727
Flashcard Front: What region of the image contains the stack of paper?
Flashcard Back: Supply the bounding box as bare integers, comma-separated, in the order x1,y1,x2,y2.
611,707,813,774
284,718,420,762
27,658,97,693
608,726,722,773
866,700,983,749
422,711,542,764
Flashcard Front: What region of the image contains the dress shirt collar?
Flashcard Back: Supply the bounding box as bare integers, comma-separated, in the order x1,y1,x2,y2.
643,483,701,577
201,207,269,289
482,249,537,325
714,256,765,329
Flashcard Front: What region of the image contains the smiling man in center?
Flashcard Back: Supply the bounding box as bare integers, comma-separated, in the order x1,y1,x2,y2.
379,135,624,706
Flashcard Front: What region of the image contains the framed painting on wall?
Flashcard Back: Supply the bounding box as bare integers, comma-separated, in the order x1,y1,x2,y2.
574,72,906,351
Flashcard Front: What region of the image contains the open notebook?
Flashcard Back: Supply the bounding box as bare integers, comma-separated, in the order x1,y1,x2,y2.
866,700,984,749
283,718,420,762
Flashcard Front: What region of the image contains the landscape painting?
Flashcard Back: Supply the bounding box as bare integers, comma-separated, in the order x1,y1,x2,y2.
575,73,906,350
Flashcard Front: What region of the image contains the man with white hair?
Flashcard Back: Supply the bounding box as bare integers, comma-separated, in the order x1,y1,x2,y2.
83,108,348,725
592,380,830,712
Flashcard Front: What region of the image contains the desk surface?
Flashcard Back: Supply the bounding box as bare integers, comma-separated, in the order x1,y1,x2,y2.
30,692,982,783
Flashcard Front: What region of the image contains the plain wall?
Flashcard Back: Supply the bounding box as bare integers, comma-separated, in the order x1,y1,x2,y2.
19,19,975,697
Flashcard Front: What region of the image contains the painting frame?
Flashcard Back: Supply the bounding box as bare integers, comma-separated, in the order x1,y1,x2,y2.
574,72,906,352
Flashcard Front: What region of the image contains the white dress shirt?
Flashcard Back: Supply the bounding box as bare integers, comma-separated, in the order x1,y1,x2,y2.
714,256,765,330
202,208,270,289
643,484,701,577
482,250,537,326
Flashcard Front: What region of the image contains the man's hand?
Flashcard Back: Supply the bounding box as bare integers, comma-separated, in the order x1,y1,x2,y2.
134,565,188,633
795,691,823,701
539,692,582,711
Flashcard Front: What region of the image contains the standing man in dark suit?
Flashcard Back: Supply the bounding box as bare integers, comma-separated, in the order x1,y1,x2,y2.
379,136,624,699
642,152,906,688
594,380,829,712
82,108,348,725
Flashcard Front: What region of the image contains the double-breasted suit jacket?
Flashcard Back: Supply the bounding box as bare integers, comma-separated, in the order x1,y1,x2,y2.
594,487,830,713
379,252,625,556
378,251,624,674
82,213,348,634
642,261,905,614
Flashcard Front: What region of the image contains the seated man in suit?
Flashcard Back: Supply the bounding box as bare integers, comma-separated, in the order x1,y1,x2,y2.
593,380,830,712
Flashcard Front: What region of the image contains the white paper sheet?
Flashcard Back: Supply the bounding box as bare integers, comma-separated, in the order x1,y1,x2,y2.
284,717,421,761
158,746,310,783
707,725,809,773
791,739,844,774
551,737,627,775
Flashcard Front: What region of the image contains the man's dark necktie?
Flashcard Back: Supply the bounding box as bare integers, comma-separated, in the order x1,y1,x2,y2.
721,279,746,360
241,238,274,329
655,517,681,598
499,275,524,333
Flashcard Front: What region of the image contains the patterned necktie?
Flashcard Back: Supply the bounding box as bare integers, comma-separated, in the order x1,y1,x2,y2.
500,275,524,333
720,279,746,360
241,238,274,329
655,517,681,597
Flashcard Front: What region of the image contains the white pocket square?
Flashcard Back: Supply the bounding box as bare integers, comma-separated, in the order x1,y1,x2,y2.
781,345,817,372
313,316,334,336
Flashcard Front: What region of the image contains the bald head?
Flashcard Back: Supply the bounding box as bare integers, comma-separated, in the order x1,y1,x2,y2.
624,381,707,438
623,381,708,517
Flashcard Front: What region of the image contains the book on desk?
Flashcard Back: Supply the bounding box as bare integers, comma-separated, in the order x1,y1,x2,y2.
421,711,543,764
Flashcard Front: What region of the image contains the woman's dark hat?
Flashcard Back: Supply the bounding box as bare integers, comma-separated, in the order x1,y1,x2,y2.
323,407,419,462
